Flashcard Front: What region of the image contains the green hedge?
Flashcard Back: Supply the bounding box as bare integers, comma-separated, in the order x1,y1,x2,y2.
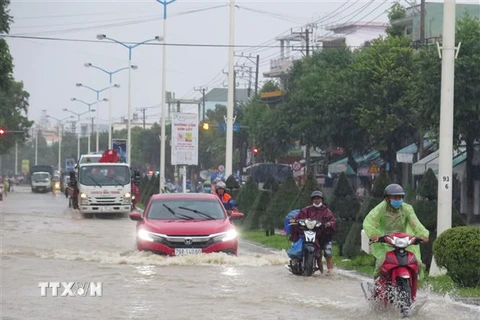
433,226,480,288
330,172,361,256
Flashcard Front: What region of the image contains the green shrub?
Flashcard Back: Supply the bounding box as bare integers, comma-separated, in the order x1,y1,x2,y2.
290,172,320,211
236,176,259,217
243,190,272,230
433,226,480,288
342,171,391,259
330,172,360,255
263,174,280,193
265,176,300,230
417,168,438,200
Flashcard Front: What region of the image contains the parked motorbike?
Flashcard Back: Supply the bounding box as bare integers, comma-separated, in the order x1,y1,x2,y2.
286,219,323,276
360,232,423,318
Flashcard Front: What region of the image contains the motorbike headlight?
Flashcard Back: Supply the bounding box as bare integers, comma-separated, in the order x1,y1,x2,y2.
393,236,409,248
132,195,136,200
124,192,131,199
80,193,87,199
138,229,154,242
55,182,60,188
212,229,238,242
305,220,317,230
298,220,306,226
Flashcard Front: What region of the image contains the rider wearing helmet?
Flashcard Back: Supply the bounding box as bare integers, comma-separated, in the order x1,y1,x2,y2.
363,183,429,278
214,181,235,214
290,190,337,275
203,180,212,194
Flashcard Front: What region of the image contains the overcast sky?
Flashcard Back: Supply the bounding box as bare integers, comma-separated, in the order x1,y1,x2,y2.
4,0,478,129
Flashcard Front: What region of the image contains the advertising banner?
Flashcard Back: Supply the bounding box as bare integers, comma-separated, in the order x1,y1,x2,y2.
171,113,198,166
22,159,30,174
112,139,127,163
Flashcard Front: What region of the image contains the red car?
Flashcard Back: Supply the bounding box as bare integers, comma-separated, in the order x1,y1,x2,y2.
129,193,244,256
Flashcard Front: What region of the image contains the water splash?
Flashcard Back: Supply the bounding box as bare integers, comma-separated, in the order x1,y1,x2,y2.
1,248,288,267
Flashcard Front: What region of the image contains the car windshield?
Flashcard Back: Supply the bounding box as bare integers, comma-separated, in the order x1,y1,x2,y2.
79,165,130,186
33,173,50,181
147,199,225,220
80,156,101,164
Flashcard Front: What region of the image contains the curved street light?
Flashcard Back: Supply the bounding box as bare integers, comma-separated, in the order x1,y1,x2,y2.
96,34,163,164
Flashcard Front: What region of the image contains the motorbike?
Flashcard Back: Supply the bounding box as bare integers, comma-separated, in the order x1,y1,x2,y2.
360,232,423,318
52,180,62,195
286,219,323,277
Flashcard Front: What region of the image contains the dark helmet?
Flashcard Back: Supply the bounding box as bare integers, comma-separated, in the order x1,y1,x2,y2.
383,184,405,197
311,190,324,199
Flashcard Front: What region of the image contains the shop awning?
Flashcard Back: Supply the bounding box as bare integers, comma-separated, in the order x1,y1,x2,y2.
396,139,435,164
328,150,382,176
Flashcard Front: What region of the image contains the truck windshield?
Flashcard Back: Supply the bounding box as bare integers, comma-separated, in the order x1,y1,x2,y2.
33,173,50,181
79,165,130,186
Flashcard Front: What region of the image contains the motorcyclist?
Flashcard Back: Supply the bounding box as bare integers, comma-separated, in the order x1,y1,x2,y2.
203,180,212,194
214,181,235,215
363,183,429,279
290,190,337,275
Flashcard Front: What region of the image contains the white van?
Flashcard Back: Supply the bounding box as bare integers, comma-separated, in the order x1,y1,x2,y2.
32,172,51,193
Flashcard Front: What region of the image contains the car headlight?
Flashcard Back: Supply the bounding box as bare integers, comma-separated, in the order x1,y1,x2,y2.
138,229,154,242
80,193,87,199
124,192,131,199
212,229,238,243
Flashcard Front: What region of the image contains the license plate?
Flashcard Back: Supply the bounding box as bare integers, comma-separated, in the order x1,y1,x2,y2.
174,248,202,256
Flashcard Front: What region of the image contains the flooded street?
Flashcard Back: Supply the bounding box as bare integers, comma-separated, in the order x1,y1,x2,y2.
1,186,479,320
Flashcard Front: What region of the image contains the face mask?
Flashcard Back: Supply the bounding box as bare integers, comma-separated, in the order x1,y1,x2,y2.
390,199,403,209
313,202,322,208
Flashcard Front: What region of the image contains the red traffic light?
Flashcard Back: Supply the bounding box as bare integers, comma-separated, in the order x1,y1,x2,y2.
0,128,5,135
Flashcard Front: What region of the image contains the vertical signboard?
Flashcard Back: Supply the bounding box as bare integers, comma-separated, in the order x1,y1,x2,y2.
22,159,30,174
171,113,198,166
112,139,127,163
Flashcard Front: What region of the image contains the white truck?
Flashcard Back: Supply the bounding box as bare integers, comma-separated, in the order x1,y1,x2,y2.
73,162,132,218
31,172,52,193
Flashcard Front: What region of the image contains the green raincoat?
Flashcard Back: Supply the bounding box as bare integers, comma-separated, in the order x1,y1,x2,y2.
363,200,429,279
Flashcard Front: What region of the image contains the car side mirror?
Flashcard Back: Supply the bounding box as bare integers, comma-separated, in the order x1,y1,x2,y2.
129,211,143,221
230,211,244,219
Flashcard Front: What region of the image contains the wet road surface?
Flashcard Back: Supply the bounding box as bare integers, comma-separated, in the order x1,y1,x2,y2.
1,186,479,320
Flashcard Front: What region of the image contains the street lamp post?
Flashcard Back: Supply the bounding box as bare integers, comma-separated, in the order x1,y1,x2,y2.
62,108,96,159
76,83,119,153
71,98,108,153
96,34,163,165
46,115,74,172
225,0,236,178
155,0,176,193
84,63,135,149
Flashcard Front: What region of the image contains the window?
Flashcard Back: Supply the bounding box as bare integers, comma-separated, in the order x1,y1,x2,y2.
147,199,225,220
79,165,130,186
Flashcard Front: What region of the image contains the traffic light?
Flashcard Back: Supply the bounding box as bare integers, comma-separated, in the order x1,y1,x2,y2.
0,128,5,136
201,121,210,131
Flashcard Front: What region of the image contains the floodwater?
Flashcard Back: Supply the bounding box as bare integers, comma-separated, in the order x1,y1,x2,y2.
1,186,479,320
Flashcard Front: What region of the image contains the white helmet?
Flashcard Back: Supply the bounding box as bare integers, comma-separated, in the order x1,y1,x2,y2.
215,181,226,190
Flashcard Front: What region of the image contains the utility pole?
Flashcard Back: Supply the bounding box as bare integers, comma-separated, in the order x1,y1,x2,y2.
255,54,259,96
234,52,260,98
137,107,146,130
194,87,207,120
304,28,311,176
420,0,426,44
429,0,458,276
